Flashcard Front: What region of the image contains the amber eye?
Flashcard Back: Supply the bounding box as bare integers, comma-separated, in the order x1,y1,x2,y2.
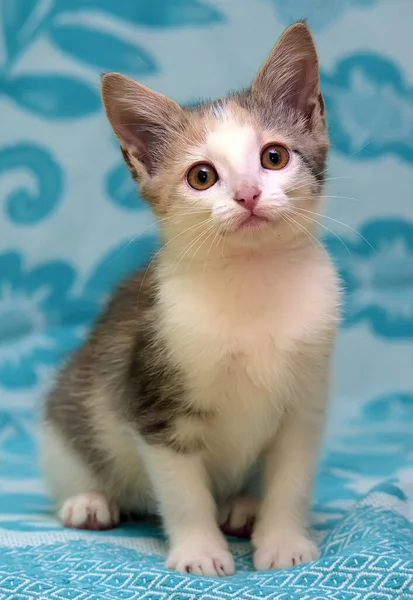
187,163,218,190
260,144,290,170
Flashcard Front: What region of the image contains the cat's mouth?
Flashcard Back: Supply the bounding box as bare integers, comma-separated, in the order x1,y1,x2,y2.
238,214,270,230
218,212,275,236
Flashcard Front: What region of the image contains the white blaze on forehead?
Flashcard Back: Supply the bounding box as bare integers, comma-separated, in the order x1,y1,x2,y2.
204,112,260,186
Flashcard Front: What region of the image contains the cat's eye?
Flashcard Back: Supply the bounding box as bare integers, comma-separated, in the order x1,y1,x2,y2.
260,144,290,170
187,163,218,190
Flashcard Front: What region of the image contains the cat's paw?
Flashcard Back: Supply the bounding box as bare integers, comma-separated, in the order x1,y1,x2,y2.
166,538,235,576
253,530,319,570
59,493,119,530
219,495,257,538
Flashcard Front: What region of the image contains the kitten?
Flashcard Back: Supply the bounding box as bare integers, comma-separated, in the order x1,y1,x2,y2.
42,22,340,576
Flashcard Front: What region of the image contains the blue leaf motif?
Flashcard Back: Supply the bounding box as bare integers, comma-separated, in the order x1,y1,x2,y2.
113,0,225,27
371,481,407,502
106,163,149,211
322,53,413,163
53,0,224,28
2,75,100,118
0,144,63,224
0,252,97,389
363,393,413,424
2,0,51,61
49,23,157,74
324,219,413,338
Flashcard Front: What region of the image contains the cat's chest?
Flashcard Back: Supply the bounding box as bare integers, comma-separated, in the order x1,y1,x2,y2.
158,260,314,395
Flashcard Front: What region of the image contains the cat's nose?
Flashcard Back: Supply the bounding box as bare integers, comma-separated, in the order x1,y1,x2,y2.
234,186,261,212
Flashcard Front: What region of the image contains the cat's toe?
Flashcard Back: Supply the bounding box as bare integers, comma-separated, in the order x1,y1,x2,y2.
167,541,235,576
253,530,319,570
59,493,119,530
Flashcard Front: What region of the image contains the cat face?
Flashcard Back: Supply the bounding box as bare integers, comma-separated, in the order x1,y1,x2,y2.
170,103,326,245
102,22,328,253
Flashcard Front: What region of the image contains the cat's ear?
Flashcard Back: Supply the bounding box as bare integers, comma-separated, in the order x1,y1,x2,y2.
252,22,324,123
101,73,183,177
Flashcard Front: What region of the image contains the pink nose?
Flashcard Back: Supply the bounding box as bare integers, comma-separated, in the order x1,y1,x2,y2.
234,186,261,212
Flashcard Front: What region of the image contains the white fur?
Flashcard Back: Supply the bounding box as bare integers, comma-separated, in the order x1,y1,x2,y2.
60,493,119,529
42,425,100,504
152,240,338,573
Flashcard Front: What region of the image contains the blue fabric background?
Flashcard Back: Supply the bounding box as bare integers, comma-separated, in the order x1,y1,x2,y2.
1,0,413,598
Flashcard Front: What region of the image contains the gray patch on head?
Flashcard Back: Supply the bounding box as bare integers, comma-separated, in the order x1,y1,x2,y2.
233,89,328,187
210,99,226,119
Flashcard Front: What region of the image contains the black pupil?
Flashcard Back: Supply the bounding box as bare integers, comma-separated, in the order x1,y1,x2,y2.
268,149,280,164
197,168,209,184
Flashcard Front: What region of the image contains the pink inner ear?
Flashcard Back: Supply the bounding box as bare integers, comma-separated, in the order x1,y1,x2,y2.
294,58,320,113
112,110,169,175
124,127,153,171
108,101,150,164
251,23,320,116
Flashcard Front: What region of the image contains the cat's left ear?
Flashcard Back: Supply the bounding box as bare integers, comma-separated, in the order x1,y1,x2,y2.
252,22,324,124
101,73,183,179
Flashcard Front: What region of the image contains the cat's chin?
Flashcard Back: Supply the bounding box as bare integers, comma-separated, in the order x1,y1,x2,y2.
220,214,272,234
223,214,278,241
224,222,280,250
238,215,269,230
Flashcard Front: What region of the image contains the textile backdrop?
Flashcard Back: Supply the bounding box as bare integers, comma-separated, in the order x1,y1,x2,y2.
1,0,413,598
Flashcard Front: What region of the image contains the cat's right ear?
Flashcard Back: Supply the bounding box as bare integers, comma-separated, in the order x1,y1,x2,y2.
101,73,183,178
251,22,323,126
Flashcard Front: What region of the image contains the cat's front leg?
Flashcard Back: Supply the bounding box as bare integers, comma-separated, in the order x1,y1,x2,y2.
141,443,235,577
252,369,327,570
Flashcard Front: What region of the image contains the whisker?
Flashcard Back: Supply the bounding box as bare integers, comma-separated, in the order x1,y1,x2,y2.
102,233,141,270
280,212,298,239
289,208,351,255
220,228,228,259
321,195,360,203
100,209,212,273
192,225,220,271
349,139,373,157
293,194,361,203
173,220,216,274
281,212,324,252
206,224,222,265
188,222,217,267
138,219,209,303
289,175,354,194
293,207,374,250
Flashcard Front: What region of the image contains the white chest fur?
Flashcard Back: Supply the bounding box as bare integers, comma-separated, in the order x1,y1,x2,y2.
158,247,339,495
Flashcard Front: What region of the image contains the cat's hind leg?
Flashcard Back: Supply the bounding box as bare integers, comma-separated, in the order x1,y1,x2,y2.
41,423,120,530
60,493,119,530
219,496,258,538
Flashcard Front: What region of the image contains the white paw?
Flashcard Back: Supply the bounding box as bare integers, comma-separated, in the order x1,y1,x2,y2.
166,537,235,576
219,496,257,537
253,531,319,570
59,493,119,530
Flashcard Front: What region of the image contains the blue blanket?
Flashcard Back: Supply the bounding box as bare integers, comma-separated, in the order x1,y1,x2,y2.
1,1,413,598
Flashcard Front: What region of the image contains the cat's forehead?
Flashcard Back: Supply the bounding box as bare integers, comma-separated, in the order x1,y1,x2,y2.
187,102,266,165
205,108,258,165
